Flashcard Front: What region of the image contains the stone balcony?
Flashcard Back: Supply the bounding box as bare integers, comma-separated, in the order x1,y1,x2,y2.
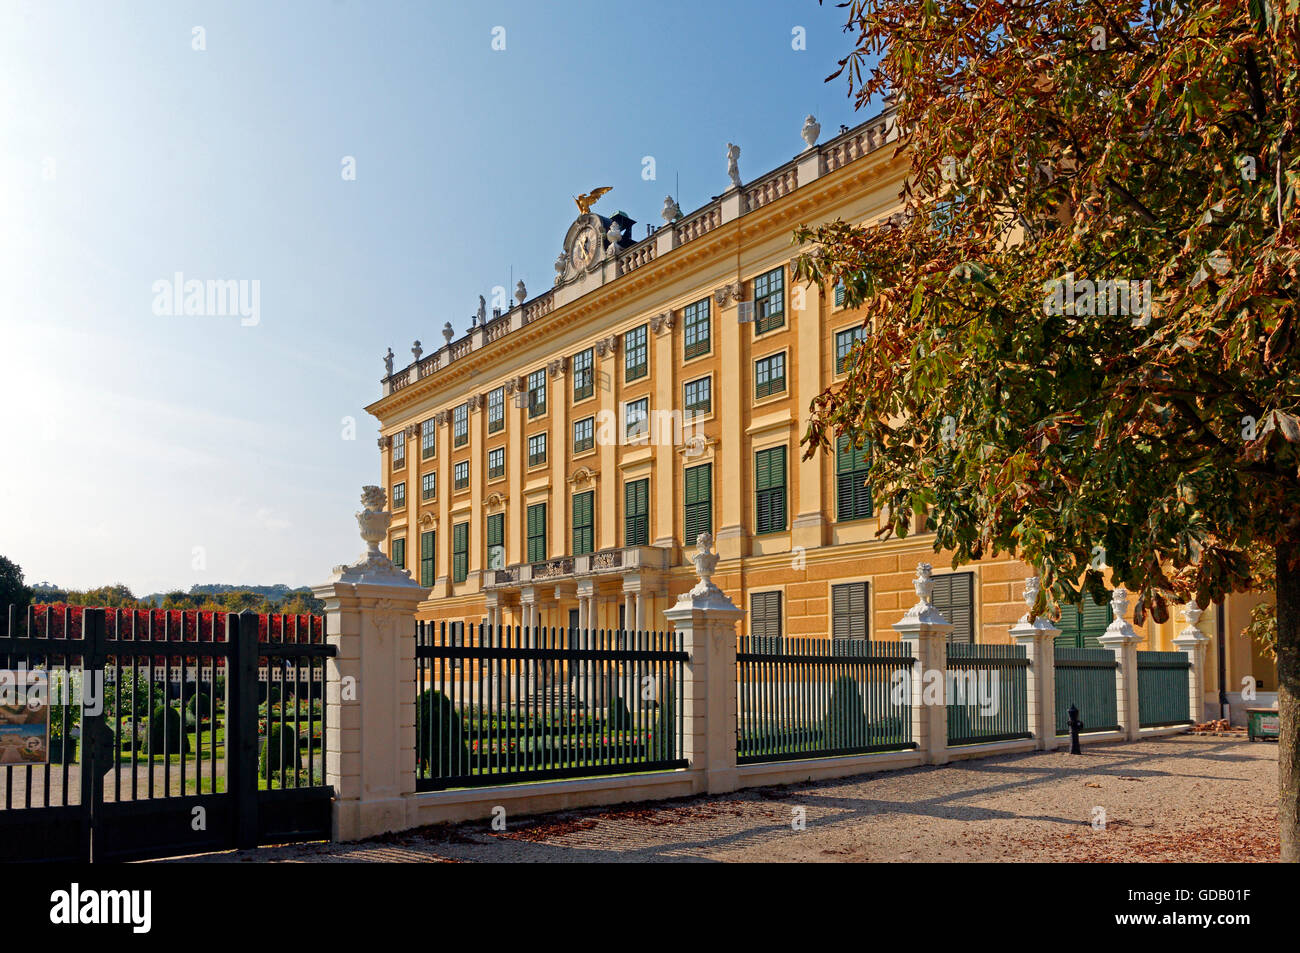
379,110,897,399
483,545,674,589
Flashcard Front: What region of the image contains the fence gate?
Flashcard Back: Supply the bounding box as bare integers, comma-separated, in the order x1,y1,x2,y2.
0,606,335,862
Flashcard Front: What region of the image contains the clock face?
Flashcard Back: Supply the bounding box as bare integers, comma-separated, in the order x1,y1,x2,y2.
571,225,599,269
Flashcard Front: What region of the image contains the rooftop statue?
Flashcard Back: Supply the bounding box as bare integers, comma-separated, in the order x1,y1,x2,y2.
726,143,741,189
573,186,612,216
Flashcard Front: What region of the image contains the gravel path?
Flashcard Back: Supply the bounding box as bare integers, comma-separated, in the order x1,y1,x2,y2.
174,735,1280,863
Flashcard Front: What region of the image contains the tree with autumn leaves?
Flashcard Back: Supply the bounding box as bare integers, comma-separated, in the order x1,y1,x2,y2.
796,1,1299,857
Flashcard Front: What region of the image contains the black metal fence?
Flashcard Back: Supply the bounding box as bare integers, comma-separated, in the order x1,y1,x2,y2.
945,643,1031,746
415,622,687,790
0,604,334,862
736,638,915,764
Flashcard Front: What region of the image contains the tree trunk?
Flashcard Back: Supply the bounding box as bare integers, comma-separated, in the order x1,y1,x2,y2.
1278,540,1300,862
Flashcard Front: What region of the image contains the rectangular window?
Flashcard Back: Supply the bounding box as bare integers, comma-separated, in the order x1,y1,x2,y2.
392,482,406,508
420,419,436,458
683,298,711,359
528,432,547,467
527,369,547,417
835,325,864,374
624,479,649,547
684,463,712,543
487,447,505,480
754,352,787,399
624,325,647,381
573,416,594,453
452,522,468,583
391,431,406,468
453,404,468,447
835,435,873,521
931,572,975,644
454,460,469,491
1055,591,1113,649
486,513,505,570
753,266,785,334
420,530,435,588
754,446,787,534
624,397,648,442
488,387,505,433
390,536,405,570
526,503,547,564
572,490,594,556
683,376,711,418
572,348,594,401
421,472,436,501
750,591,783,653
831,582,868,654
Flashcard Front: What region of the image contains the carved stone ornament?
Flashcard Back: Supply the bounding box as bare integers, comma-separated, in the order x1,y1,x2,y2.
547,356,568,378
568,465,598,487
515,279,527,305
377,434,392,450
1100,588,1141,643
668,533,736,613
1016,575,1060,632
434,410,449,426
649,312,674,334
418,512,437,528
485,492,506,510
328,486,421,586
899,563,951,625
713,282,742,307
468,393,484,411
504,378,519,395
595,335,619,357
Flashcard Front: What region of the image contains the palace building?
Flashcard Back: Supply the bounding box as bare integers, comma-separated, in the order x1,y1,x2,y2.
365,111,1276,721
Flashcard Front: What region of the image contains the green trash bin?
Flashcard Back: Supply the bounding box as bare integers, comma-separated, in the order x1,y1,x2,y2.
1246,708,1280,742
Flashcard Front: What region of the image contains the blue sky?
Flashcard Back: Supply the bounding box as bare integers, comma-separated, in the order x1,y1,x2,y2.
0,0,878,595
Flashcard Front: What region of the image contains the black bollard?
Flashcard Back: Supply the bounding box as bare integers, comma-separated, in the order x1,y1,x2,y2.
1067,703,1084,755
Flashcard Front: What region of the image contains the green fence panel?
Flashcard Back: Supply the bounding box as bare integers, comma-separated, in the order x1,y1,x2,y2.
1053,647,1119,735
945,643,1030,746
1136,650,1191,728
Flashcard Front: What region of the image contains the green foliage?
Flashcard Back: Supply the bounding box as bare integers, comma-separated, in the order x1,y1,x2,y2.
146,705,190,756
825,676,869,748
794,1,1300,618
259,722,301,778
415,690,467,775
0,556,32,611
105,669,161,720
186,692,211,719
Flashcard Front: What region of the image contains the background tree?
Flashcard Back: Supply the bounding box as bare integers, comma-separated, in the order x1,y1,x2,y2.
797,0,1298,857
0,556,32,613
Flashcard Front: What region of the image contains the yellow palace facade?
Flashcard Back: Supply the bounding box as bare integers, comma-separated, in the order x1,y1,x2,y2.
366,111,1275,720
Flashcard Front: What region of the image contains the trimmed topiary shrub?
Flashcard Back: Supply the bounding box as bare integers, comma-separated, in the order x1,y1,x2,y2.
605,692,633,731
416,690,467,776
259,722,302,779
186,692,210,718
146,704,190,756
824,675,869,749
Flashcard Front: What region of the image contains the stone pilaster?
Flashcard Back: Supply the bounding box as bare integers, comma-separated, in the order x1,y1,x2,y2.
893,563,953,765
1009,576,1061,750
1098,589,1143,741
1172,600,1210,724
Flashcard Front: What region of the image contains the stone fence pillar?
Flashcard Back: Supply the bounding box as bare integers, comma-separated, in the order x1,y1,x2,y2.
893,563,951,765
1172,600,1210,725
313,486,424,841
663,533,743,794
1009,576,1060,750
1098,589,1143,741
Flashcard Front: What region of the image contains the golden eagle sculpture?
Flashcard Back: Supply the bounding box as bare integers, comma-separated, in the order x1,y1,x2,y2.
574,187,612,215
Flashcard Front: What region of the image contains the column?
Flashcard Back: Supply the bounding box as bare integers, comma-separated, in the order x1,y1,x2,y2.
662,533,744,794
1172,600,1210,724
1009,576,1060,750
1098,589,1143,741
314,486,424,841
715,284,746,560
892,563,952,765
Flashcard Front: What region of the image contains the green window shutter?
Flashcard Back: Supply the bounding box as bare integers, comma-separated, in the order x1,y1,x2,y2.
749,591,783,652
834,282,845,308
1079,592,1112,648
1054,606,1081,649
831,582,868,651
931,572,974,644
754,447,787,534
835,435,872,521
683,464,712,543
486,513,503,548
625,479,649,547
452,523,468,583
526,503,547,563
572,491,594,555
420,530,435,588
